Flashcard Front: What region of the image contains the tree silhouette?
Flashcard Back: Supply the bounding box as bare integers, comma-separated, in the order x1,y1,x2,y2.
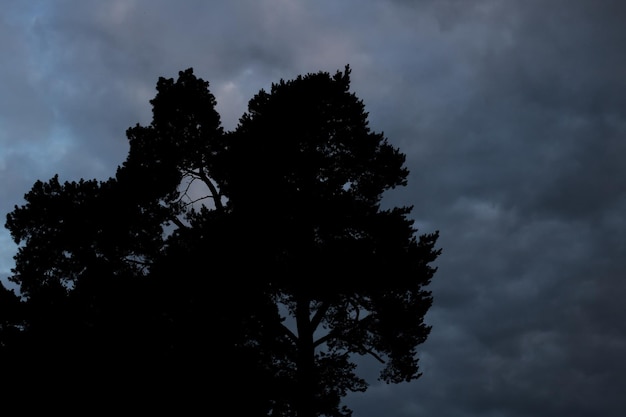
4,67,440,416
224,67,440,417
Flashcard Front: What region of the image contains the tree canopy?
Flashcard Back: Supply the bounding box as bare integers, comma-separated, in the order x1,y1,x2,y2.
3,66,440,416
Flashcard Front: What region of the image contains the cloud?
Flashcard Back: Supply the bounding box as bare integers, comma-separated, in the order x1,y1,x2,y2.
2,1,626,416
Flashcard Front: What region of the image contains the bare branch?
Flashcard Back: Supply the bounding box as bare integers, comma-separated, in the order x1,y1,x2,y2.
176,176,197,203
182,194,212,207
179,168,224,212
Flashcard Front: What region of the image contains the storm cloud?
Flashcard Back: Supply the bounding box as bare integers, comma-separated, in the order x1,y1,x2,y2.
2,1,626,416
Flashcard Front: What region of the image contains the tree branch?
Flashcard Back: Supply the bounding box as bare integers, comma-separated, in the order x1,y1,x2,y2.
279,322,299,345
176,176,197,203
169,215,188,230
182,194,212,207
310,301,331,332
313,328,338,348
361,347,386,364
312,314,375,348
180,168,224,212
314,330,385,364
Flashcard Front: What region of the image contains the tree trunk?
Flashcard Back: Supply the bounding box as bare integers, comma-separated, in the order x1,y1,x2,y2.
295,297,317,417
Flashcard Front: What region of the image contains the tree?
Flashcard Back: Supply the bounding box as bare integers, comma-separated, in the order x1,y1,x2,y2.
3,70,280,414
224,66,440,417
4,66,440,416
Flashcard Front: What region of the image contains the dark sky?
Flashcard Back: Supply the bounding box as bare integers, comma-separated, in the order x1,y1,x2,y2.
2,1,626,416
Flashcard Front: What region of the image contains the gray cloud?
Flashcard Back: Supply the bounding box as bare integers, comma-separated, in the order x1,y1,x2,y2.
2,1,626,416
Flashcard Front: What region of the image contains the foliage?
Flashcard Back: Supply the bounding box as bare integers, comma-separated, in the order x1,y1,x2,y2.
3,66,440,416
